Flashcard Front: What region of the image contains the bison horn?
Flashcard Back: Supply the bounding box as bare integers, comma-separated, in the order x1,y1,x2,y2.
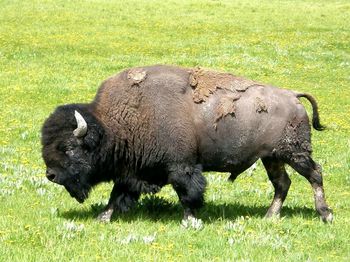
73,110,88,137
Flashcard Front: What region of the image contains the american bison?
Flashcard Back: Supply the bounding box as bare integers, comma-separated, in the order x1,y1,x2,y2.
41,65,333,225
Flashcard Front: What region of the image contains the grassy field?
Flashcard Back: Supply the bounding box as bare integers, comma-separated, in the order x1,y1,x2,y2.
0,0,349,261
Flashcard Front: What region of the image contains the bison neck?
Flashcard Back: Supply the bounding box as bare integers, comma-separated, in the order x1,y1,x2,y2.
76,104,117,184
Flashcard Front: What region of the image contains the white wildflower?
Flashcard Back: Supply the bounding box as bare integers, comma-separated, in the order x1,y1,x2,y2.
181,216,203,230
121,234,138,245
50,207,58,216
37,188,46,196
63,221,84,232
228,238,235,246
142,233,156,244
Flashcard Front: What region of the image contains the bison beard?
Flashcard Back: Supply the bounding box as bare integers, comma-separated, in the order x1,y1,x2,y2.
41,65,333,225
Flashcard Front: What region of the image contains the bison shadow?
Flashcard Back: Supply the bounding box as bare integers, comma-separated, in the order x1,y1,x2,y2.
60,195,316,223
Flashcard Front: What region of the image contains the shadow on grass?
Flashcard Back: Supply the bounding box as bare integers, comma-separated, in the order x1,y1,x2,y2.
60,195,317,223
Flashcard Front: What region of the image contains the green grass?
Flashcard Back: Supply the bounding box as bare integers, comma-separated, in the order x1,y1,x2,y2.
0,0,349,261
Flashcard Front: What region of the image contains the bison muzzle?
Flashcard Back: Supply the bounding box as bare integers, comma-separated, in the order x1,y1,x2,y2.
41,65,333,225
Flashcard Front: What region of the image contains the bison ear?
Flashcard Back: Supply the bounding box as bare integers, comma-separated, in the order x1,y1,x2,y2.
73,110,88,138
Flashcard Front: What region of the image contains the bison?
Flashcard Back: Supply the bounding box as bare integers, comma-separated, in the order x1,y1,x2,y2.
41,65,333,225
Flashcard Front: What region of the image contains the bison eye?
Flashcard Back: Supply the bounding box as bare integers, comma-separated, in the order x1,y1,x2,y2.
57,143,66,152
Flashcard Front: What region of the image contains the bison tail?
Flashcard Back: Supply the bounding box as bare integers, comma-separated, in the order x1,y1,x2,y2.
296,93,325,131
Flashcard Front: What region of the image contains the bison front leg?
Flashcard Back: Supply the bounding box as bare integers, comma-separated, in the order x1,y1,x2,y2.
168,164,207,229
97,178,141,222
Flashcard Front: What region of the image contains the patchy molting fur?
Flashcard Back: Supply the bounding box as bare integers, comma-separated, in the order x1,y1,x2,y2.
255,97,268,113
189,67,267,127
189,67,258,103
214,92,241,129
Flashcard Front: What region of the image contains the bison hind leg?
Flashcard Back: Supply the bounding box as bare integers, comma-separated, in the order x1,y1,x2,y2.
287,154,333,223
168,164,206,229
262,157,291,218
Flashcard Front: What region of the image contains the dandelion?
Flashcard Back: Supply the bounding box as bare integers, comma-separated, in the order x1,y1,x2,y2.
158,225,166,232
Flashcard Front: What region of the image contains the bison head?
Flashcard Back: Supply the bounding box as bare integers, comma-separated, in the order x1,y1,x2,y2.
41,105,106,203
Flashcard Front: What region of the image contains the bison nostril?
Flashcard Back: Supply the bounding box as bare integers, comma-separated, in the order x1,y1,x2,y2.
46,170,56,181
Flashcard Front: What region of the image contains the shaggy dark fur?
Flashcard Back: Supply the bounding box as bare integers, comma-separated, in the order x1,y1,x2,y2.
41,65,333,223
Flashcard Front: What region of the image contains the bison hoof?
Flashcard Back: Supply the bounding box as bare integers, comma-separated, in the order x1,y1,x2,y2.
181,215,203,230
97,208,114,223
322,213,333,223
264,213,280,220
